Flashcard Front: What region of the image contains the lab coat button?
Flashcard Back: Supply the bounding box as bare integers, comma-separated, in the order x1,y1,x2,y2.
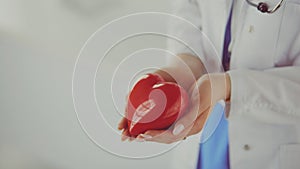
243,144,250,151
248,25,254,33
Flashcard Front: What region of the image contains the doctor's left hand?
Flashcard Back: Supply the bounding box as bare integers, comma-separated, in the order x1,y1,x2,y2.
135,73,231,144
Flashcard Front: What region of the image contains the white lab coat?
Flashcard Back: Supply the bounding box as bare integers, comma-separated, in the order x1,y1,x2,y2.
168,0,300,169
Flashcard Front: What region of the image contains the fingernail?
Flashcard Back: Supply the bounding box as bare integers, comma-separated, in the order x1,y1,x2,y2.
140,134,152,139
136,138,145,142
173,124,185,135
121,133,129,141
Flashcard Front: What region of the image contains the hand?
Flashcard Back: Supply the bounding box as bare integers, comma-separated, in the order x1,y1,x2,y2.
118,54,214,142
118,116,134,141
134,73,231,144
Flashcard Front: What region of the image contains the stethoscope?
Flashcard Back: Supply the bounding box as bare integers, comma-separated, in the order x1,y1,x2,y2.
246,0,284,13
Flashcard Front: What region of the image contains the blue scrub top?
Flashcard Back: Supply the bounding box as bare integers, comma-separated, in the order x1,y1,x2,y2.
197,1,233,168
196,103,230,169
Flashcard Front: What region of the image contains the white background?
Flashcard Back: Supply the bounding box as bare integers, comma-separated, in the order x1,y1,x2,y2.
0,0,188,169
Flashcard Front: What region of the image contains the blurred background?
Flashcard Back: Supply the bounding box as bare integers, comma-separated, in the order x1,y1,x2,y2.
0,0,188,169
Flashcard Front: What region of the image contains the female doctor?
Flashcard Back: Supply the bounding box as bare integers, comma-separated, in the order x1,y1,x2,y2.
118,0,300,168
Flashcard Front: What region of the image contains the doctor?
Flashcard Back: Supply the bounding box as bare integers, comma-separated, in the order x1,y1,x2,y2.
118,0,300,168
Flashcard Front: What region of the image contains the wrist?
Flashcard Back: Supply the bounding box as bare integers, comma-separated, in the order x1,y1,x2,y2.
200,73,231,103
225,73,231,102
154,69,175,82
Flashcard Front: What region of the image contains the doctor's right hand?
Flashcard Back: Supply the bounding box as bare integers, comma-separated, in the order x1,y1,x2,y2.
135,73,231,144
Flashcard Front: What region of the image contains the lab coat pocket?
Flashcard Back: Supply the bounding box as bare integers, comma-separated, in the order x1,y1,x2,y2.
279,144,300,169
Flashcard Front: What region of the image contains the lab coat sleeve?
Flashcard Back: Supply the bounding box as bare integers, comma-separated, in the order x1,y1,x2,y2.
228,65,300,125
166,0,221,73
167,0,202,55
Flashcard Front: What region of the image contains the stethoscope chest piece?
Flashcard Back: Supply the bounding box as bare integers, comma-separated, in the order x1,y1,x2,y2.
246,0,284,14
257,2,269,13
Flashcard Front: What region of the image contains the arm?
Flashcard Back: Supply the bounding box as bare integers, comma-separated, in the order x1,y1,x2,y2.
145,65,300,143
118,0,208,141
136,72,231,143
228,66,300,123
154,53,206,90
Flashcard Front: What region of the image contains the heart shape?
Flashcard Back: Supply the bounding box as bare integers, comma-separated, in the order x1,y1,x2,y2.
126,73,189,137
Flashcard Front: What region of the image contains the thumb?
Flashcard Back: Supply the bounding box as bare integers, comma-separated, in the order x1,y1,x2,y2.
172,76,212,136
172,103,200,136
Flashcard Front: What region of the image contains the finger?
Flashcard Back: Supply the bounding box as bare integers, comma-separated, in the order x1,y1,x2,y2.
137,130,163,140
118,93,129,131
137,130,167,142
143,130,174,144
186,107,211,137
118,117,128,130
129,136,135,142
121,129,130,141
140,128,191,144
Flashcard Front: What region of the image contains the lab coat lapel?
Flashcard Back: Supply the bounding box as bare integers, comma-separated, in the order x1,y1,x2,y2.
230,0,284,70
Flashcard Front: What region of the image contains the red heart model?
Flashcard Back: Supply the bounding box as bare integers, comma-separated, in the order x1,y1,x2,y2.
126,73,189,137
